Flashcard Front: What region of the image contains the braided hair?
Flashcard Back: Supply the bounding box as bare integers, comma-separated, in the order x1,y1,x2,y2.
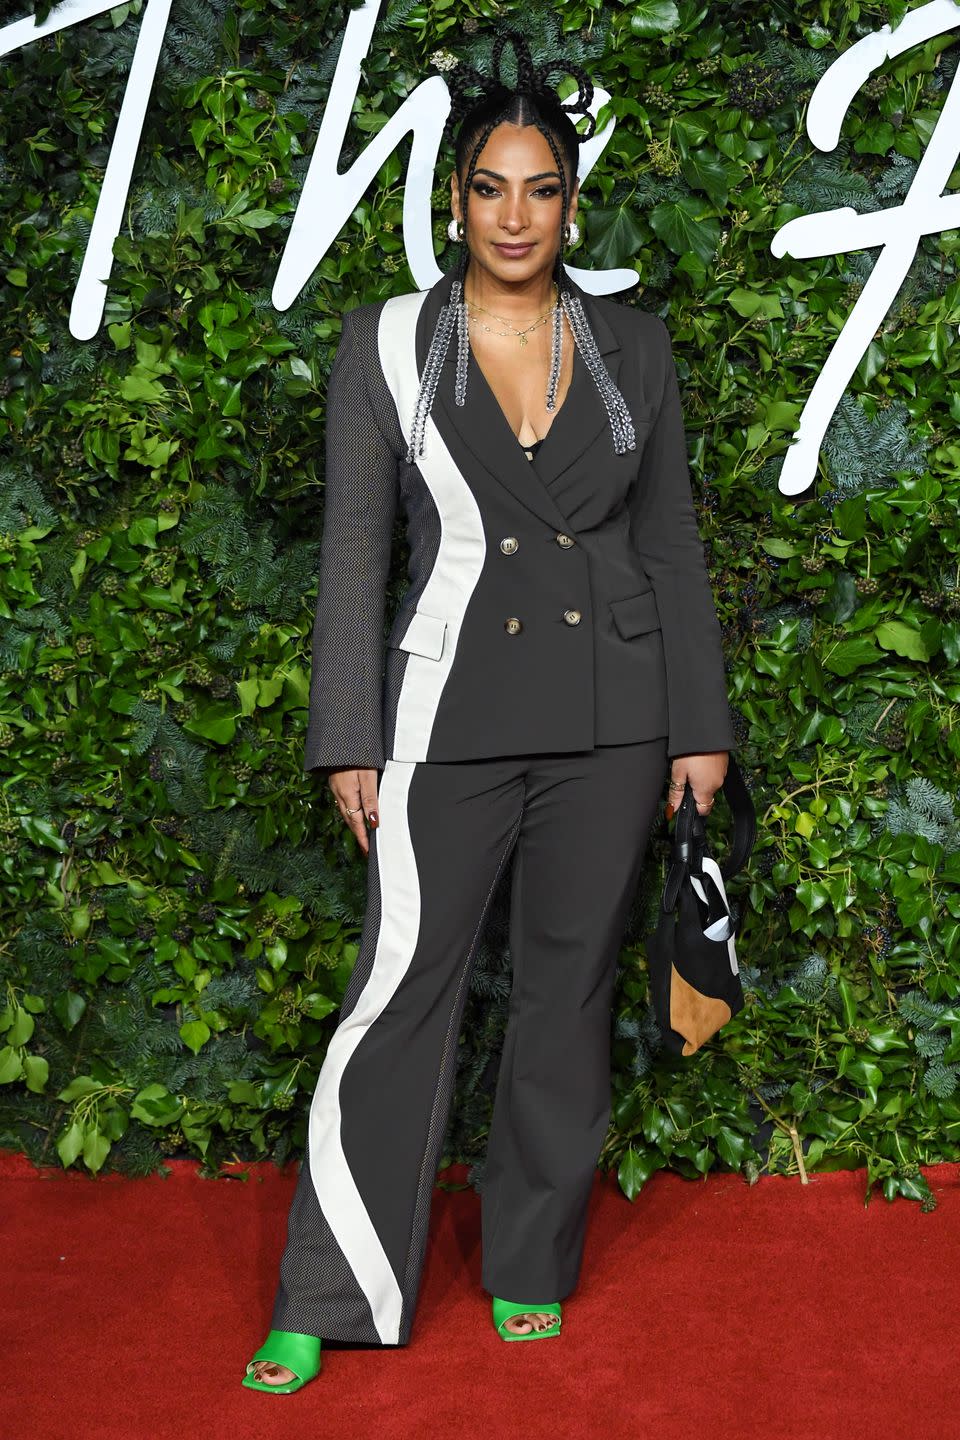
443,30,596,311
405,30,636,461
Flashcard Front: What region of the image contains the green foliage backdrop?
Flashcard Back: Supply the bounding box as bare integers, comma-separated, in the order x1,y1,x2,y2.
2,0,960,1208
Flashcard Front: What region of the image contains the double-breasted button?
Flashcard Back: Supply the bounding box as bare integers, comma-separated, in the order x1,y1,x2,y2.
555,533,576,548
563,609,582,625
505,617,523,635
500,536,519,555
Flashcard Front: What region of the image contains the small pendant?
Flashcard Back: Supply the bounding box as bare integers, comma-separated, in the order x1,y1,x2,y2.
519,333,527,347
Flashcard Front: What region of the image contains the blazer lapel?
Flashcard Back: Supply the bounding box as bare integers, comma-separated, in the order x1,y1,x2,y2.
416,267,623,532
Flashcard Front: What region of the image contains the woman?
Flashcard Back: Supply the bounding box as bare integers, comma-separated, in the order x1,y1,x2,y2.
242,30,734,1393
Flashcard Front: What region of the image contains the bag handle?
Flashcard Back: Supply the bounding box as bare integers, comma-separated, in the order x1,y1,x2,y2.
665,755,756,900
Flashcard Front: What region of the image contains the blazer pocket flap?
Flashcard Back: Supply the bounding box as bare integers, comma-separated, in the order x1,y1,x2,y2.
394,609,447,660
610,589,661,639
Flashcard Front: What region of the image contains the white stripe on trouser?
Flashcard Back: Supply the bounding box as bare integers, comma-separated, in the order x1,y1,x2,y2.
306,291,486,1342
307,759,416,1344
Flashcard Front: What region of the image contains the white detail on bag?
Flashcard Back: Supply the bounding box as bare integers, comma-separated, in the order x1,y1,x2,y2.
689,857,740,975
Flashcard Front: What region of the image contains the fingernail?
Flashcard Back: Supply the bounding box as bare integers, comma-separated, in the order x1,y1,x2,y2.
369,812,378,826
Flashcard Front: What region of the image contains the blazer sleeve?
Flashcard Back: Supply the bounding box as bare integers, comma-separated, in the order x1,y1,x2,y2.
627,315,736,759
303,305,399,775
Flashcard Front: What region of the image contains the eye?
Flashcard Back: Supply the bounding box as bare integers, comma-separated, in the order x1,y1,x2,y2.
469,181,562,198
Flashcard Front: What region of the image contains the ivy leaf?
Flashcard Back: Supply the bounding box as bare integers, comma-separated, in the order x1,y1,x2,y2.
715,1126,748,1168
23,1055,49,1093
182,705,237,744
649,197,720,263
941,621,960,665
586,205,645,269
82,1128,111,1173
131,1083,183,1125
681,149,738,205
57,1121,84,1168
875,621,930,662
821,637,880,676
729,288,784,321
180,1019,211,1054
0,1045,24,1085
618,1145,656,1200
629,0,680,36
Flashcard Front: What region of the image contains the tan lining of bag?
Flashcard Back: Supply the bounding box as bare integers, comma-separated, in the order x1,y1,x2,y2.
670,963,732,1056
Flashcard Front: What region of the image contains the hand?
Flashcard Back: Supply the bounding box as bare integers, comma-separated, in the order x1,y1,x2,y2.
328,767,380,856
665,752,728,820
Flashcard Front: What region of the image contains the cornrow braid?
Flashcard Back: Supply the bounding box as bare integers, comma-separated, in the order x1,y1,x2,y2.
408,29,636,462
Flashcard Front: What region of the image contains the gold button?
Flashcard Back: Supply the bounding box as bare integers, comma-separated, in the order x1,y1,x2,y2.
500,536,519,555
524,449,533,461
555,533,575,548
563,609,581,626
505,617,523,635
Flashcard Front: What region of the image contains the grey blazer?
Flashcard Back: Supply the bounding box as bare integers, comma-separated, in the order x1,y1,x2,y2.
303,264,736,774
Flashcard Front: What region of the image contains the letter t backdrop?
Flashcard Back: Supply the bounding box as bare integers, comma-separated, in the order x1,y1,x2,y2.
1,0,959,1208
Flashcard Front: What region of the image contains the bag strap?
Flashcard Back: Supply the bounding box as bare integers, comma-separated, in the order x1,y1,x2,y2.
716,756,756,879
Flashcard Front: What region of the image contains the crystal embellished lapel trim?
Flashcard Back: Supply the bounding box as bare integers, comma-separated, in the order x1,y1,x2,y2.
405,274,637,464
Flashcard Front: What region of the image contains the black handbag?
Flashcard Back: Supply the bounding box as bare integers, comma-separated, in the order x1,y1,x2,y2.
645,756,757,1056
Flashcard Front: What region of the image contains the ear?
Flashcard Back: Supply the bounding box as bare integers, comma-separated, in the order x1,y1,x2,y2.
567,176,580,223
449,168,462,221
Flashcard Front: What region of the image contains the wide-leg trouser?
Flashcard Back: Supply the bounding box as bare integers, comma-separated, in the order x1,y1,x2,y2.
270,737,668,1346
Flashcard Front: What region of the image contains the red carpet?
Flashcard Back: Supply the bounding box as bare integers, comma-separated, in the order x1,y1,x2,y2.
5,1147,959,1440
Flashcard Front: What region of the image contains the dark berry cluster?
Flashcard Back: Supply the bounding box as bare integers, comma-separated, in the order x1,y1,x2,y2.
727,60,787,118
642,80,679,113
883,720,905,750
864,74,890,100
863,924,894,958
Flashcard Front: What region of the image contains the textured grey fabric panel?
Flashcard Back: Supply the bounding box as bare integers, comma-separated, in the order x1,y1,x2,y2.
269,1129,382,1343
269,809,388,1341
389,467,443,642
382,466,443,757
302,301,403,774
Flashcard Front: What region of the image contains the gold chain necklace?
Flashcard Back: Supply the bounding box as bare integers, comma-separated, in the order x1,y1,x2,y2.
465,284,559,348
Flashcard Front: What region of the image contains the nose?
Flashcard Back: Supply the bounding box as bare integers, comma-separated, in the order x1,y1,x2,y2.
499,193,529,234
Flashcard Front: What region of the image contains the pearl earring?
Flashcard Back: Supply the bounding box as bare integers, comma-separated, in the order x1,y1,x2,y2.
565,221,580,246
447,218,463,242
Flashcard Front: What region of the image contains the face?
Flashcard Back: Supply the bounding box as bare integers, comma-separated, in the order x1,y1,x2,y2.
449,120,579,284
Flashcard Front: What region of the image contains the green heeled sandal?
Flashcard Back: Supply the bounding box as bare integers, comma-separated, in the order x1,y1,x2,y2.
492,1297,562,1341
241,1328,322,1394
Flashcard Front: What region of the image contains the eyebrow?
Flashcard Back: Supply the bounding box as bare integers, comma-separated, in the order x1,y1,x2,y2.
472,168,561,183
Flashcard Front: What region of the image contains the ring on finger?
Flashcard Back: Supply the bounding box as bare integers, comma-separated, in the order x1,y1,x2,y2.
344,804,363,815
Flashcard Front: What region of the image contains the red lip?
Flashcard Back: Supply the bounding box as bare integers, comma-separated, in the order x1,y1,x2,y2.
494,242,534,255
